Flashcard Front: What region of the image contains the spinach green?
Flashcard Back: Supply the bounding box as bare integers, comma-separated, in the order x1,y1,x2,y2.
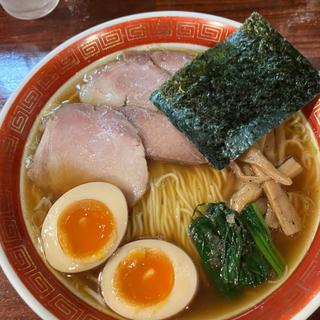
189,202,285,297
241,203,286,277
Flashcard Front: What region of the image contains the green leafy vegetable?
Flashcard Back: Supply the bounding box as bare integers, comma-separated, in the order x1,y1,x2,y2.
189,203,276,297
190,216,240,297
241,203,286,277
151,12,320,169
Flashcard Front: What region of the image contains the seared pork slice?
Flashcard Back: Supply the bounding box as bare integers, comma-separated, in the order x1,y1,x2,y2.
28,103,148,206
149,51,192,74
121,106,206,165
79,51,169,111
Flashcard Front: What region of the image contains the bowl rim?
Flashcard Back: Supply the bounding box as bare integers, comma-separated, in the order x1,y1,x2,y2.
0,10,318,320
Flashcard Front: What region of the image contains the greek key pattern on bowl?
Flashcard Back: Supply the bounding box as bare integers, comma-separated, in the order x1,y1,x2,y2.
8,109,30,135
9,245,37,273
304,97,320,145
27,271,56,298
19,87,43,114
78,39,102,60
125,23,148,41
36,65,61,91
149,20,173,37
49,294,85,319
56,48,81,74
0,220,22,243
198,23,224,42
99,28,124,50
314,98,320,126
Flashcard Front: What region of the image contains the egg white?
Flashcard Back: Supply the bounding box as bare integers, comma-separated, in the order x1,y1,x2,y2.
41,182,128,273
100,239,198,320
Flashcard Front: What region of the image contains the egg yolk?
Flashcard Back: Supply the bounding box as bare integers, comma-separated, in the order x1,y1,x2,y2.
58,199,115,259
114,247,174,306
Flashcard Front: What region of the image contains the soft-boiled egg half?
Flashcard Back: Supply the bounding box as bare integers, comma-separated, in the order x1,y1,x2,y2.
100,239,198,320
41,182,128,273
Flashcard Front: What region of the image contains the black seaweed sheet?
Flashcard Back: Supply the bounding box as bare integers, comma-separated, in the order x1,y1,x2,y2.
151,12,320,169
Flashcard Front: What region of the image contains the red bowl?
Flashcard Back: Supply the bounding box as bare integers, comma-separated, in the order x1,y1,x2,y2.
0,11,320,320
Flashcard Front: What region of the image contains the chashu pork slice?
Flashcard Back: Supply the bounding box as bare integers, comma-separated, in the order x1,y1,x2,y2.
149,51,192,75
79,51,169,111
28,103,148,206
121,106,206,165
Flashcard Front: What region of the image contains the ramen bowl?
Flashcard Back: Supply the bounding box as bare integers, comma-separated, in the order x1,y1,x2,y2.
0,11,320,320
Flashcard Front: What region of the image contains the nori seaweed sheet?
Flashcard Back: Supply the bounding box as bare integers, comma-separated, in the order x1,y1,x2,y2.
150,12,320,169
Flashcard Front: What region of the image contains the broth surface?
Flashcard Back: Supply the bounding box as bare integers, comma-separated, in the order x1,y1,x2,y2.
20,46,320,320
